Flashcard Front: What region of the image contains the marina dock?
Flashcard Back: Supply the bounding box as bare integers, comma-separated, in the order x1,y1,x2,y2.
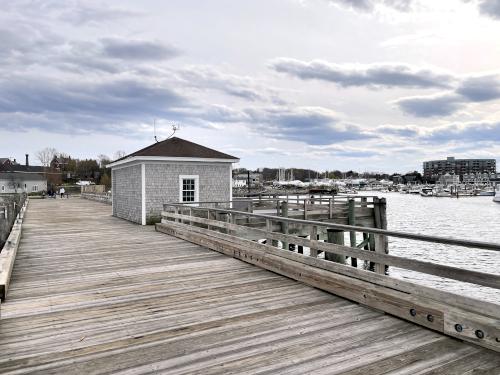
0,198,499,374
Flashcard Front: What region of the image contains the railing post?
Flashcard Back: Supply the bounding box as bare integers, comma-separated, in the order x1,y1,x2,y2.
348,199,357,267
373,197,387,274
379,198,388,255
266,219,272,246
281,201,289,250
179,207,184,225
326,229,345,264
303,199,308,220
309,225,318,257
374,234,386,274
174,207,180,223
329,197,334,219
188,207,192,226
226,212,233,235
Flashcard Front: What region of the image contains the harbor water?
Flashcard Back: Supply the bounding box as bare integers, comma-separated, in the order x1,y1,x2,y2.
361,192,500,304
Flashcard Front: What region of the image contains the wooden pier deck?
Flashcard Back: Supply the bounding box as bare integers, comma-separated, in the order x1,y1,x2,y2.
0,198,498,374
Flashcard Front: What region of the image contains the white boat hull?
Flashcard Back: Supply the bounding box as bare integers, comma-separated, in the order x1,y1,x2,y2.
434,192,451,197
478,191,495,196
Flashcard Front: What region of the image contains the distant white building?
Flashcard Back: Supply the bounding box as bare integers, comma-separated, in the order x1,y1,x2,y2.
0,172,47,194
462,172,492,185
438,173,460,186
0,155,48,194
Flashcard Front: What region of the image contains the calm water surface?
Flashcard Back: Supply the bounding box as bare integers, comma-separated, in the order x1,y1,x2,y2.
360,192,500,304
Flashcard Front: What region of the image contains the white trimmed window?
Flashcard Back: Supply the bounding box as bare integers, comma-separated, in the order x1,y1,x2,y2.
32,185,38,192
1,185,4,192
179,175,199,203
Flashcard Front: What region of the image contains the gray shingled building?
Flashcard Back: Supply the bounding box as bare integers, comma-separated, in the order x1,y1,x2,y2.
107,137,239,225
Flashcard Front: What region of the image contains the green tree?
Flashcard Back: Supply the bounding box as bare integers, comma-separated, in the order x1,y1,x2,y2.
100,173,111,189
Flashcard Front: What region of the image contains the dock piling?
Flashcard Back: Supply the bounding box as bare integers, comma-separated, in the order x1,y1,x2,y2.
281,201,289,251
348,198,357,267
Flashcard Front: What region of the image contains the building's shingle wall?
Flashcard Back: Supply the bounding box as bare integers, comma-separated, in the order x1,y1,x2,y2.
145,162,231,222
112,164,142,224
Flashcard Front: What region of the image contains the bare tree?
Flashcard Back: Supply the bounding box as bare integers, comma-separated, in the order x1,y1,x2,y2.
36,147,58,167
97,154,111,168
113,150,126,160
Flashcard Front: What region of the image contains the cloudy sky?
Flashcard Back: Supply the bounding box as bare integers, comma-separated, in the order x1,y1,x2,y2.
1,0,500,173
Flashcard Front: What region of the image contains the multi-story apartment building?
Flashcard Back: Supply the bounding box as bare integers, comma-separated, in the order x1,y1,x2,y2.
423,157,496,182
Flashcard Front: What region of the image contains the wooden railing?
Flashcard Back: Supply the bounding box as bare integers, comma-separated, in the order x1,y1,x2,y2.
81,192,112,205
156,200,500,353
0,198,28,300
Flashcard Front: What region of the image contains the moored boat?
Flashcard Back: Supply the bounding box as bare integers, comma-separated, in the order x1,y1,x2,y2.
433,187,452,197
477,188,495,196
419,187,433,197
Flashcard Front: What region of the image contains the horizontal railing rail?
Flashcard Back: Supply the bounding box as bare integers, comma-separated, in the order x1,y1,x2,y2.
164,202,500,252
81,192,112,205
161,209,500,289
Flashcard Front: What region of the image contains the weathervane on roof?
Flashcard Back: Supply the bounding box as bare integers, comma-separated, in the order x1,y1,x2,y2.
154,120,180,143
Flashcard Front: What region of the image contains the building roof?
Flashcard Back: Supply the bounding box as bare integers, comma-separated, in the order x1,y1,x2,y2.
0,164,46,173
109,137,239,167
0,172,47,181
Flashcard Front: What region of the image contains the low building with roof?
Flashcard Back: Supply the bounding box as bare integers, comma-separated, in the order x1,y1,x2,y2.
0,154,49,194
107,137,239,225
